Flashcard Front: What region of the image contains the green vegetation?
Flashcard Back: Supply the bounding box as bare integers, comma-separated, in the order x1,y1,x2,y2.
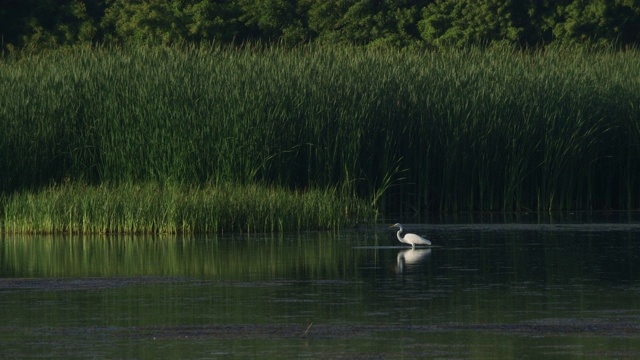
1,44,639,231
1,0,639,54
1,182,370,234
1,2,637,234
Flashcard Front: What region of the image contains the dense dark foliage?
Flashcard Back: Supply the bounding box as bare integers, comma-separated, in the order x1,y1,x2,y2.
1,0,639,53
2,46,639,213
2,1,639,216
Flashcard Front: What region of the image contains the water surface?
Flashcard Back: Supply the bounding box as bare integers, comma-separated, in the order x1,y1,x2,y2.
2,220,640,358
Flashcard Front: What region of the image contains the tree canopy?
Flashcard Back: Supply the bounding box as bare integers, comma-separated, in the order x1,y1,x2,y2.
1,0,639,52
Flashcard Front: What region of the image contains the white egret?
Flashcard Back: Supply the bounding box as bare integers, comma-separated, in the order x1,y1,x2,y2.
389,223,432,249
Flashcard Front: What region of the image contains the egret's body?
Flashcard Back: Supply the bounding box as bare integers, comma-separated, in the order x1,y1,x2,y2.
390,223,431,249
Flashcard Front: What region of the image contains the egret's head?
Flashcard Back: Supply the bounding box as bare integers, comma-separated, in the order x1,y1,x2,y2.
389,223,401,229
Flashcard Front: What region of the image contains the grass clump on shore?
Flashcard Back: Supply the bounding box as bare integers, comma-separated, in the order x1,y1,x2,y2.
1,182,372,234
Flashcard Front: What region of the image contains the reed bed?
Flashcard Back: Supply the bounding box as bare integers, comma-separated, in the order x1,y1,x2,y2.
1,44,639,222
1,182,369,234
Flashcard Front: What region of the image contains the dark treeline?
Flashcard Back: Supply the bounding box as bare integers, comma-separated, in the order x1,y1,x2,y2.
1,0,640,53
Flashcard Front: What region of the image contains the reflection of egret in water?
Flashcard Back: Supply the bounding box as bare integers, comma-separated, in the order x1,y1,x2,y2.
396,248,431,273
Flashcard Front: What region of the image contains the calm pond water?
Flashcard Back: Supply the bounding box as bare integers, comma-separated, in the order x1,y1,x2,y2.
2,216,640,358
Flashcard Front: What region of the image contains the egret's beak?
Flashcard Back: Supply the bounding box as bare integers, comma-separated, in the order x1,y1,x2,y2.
389,224,397,228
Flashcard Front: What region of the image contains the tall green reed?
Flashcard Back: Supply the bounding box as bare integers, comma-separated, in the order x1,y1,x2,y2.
1,44,638,214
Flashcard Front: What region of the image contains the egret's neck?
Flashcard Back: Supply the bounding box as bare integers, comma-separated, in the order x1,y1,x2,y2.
396,229,404,241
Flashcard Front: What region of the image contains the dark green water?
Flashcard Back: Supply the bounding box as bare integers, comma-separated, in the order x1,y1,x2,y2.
2,221,640,358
